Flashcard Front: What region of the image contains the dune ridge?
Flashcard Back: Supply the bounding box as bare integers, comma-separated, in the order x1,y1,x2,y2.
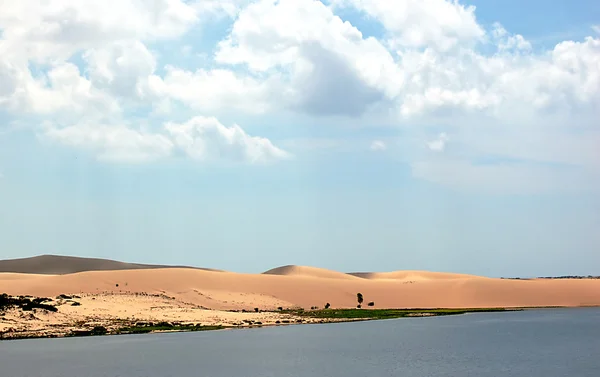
0,255,220,275
2,266,600,310
2,255,600,312
262,265,361,280
348,270,486,281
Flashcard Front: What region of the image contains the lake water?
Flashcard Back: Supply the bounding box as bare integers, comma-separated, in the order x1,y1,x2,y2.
1,308,599,377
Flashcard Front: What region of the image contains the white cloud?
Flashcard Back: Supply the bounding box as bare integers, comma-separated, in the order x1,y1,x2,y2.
43,123,174,163
331,0,484,51
370,140,387,151
8,62,120,117
165,116,290,163
427,132,448,152
156,67,277,114
492,23,531,52
1,0,599,191
41,116,289,165
83,40,157,100
0,0,199,63
215,0,401,116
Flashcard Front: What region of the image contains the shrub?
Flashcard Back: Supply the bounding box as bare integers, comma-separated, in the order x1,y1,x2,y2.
91,326,107,336
357,304,362,309
254,307,259,312
324,303,331,309
367,302,374,307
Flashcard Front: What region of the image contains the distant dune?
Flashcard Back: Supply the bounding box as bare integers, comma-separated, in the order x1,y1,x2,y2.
0,255,219,275
1,256,600,310
263,265,361,280
348,271,485,281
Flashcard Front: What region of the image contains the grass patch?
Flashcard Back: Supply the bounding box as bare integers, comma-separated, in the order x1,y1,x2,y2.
117,324,225,334
283,307,513,320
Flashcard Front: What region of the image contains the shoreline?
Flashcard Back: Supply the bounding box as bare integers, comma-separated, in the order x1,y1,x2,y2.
0,308,507,342
3,265,600,342
5,302,598,342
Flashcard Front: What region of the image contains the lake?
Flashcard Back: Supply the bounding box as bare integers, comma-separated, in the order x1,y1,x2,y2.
1,308,599,377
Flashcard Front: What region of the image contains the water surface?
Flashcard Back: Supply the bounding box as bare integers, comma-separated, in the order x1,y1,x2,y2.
1,308,599,377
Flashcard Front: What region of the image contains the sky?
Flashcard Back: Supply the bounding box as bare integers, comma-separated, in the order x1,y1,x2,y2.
0,0,599,278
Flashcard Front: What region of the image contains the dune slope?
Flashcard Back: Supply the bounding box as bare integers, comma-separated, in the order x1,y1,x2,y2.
349,270,485,281
263,265,361,280
0,255,218,275
2,267,600,310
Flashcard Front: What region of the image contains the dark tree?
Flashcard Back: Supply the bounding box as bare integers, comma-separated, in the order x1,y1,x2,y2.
357,293,364,306
324,303,331,309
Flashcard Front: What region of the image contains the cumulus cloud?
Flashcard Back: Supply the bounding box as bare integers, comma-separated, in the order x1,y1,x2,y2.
331,0,484,51
42,116,289,164
215,0,399,116
0,0,599,190
156,67,277,114
165,116,290,163
83,40,157,100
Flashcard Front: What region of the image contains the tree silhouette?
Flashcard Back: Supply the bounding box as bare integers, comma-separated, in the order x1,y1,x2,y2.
357,293,363,307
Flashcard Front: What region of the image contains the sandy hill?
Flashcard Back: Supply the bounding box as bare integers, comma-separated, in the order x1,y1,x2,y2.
1,257,600,311
2,267,600,311
0,255,218,275
349,270,485,281
262,265,360,280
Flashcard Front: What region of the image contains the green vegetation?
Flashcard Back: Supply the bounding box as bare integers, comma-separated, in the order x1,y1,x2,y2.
1,293,58,313
67,326,108,337
117,323,225,334
356,293,364,307
284,307,514,320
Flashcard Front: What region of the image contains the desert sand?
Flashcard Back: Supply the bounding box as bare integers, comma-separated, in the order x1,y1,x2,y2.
2,256,600,339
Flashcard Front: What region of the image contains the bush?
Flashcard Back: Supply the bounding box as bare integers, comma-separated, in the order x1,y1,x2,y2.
91,326,107,336
357,304,362,309
324,303,331,309
254,307,259,312
367,301,374,307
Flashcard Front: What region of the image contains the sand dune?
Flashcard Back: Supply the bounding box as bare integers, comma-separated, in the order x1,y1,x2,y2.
0,255,219,275
2,255,600,310
3,258,600,339
349,270,485,281
2,267,600,310
263,265,361,280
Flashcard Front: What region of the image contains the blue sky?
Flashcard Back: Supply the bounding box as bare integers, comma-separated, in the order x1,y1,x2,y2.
0,0,599,277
